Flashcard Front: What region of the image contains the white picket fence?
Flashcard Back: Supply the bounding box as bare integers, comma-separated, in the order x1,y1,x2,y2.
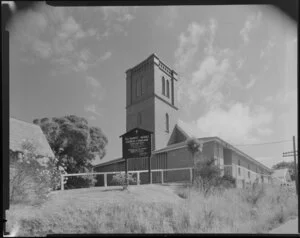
60,167,193,190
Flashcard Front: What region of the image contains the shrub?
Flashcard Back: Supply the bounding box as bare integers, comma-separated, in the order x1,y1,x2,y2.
111,173,137,190
9,140,66,204
241,182,265,206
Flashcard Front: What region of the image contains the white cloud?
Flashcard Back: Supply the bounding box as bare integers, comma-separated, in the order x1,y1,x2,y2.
155,6,179,28
236,58,245,70
245,75,257,89
86,76,101,88
240,11,262,44
179,103,273,144
84,104,102,117
264,95,273,102
101,7,136,23
85,76,105,101
174,22,206,72
100,51,112,61
260,39,276,59
32,39,52,58
256,128,273,136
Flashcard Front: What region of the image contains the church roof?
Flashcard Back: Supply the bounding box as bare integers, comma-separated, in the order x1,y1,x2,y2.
10,117,55,158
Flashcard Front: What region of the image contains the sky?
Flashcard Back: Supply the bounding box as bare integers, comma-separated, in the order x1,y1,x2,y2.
8,3,298,169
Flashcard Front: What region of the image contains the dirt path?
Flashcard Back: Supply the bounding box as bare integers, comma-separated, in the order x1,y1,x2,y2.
269,217,299,234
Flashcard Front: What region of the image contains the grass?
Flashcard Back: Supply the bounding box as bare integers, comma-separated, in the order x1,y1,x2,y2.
6,183,298,236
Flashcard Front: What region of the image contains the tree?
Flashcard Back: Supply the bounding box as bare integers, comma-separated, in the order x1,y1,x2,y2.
186,137,203,184
33,115,108,189
272,161,296,181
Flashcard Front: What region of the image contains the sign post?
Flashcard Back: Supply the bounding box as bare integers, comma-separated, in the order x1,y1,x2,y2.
120,128,153,185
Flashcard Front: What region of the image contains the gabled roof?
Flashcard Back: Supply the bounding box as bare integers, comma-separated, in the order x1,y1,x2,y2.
272,168,289,178
10,117,55,158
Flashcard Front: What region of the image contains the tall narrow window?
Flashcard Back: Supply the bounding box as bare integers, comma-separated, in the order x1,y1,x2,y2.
140,77,143,96
238,160,241,176
137,112,142,126
165,113,169,132
248,164,250,178
166,80,170,98
162,76,165,95
136,78,141,97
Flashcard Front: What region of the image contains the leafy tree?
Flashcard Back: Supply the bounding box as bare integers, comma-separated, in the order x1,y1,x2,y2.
33,115,108,189
186,137,203,184
272,161,297,181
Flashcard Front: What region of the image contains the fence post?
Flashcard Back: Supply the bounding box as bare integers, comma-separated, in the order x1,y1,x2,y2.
189,168,193,183
104,173,107,187
61,175,64,191
161,170,164,184
137,172,140,185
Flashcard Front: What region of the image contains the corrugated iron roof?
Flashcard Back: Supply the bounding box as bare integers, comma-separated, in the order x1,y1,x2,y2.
9,117,55,158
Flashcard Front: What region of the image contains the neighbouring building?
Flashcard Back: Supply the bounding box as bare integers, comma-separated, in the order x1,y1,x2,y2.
93,53,273,188
272,168,292,185
9,117,55,166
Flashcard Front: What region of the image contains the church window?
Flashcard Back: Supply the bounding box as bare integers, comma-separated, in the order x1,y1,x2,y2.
166,80,170,98
136,78,141,97
165,113,169,133
137,112,142,126
162,76,165,95
140,76,143,96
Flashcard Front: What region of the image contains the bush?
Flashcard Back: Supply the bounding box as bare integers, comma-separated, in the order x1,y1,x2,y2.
9,140,66,204
241,182,265,206
111,173,137,190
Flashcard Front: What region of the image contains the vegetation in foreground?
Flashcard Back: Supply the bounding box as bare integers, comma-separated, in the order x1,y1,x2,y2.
7,182,298,236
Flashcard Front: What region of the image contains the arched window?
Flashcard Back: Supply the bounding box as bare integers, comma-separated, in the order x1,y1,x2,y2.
165,113,169,132
166,80,170,98
162,76,165,95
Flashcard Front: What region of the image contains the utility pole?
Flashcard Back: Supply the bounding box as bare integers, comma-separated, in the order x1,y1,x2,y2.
282,136,298,195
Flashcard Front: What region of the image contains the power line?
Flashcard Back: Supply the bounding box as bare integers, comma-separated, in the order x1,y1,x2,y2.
233,139,293,147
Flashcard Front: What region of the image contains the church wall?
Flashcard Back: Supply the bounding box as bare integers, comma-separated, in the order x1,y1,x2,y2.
154,97,178,151
126,97,155,133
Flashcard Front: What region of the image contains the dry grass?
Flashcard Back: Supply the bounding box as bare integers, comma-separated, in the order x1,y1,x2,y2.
6,183,298,236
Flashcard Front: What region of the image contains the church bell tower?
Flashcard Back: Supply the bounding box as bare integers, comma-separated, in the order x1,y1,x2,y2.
125,53,179,151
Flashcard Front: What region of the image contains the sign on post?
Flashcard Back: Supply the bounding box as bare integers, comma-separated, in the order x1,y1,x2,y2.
120,128,153,185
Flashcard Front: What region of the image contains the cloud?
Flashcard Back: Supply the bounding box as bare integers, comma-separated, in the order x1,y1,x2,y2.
100,51,112,61
101,6,137,23
155,6,179,28
85,76,106,101
236,58,245,70
204,18,218,55
181,102,273,144
86,76,101,88
174,19,241,109
84,104,102,117
174,22,206,72
32,39,52,58
245,75,257,89
240,11,262,44
260,39,276,59
256,128,273,136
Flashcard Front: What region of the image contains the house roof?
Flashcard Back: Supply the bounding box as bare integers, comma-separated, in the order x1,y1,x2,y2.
10,117,55,158
272,168,289,178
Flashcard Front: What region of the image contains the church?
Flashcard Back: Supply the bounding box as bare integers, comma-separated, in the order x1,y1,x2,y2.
93,53,272,188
